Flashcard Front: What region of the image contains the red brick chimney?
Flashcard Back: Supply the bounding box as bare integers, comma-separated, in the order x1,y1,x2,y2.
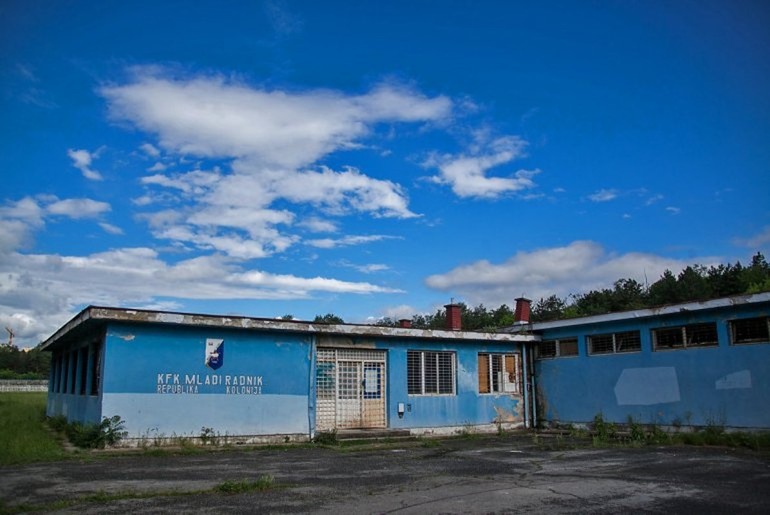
514,297,531,324
445,303,462,331
398,319,412,328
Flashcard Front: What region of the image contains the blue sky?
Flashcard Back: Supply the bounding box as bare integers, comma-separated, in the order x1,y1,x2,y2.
1,0,769,347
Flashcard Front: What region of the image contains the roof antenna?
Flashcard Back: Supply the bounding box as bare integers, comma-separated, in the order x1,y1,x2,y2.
4,327,14,347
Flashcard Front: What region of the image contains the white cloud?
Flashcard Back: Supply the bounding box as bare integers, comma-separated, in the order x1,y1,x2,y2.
0,246,403,347
425,241,719,307
337,260,390,274
666,206,681,215
588,189,618,202
140,142,161,157
101,71,451,169
102,70,443,260
67,148,103,181
425,135,537,198
306,234,396,249
733,226,770,249
646,194,664,205
99,222,124,235
46,198,111,219
298,217,338,233
147,162,167,172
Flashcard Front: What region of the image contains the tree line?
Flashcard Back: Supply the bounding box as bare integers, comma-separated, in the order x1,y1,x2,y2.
375,252,770,329
0,344,50,379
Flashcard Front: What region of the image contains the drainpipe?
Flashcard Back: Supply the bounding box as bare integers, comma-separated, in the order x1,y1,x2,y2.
308,334,317,441
530,342,538,428
522,343,530,429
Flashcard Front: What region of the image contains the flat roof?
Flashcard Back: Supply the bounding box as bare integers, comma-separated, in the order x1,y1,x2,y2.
505,292,770,333
41,305,538,351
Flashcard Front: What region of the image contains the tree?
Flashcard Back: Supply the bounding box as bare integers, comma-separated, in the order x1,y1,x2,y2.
648,269,679,305
531,295,567,322
676,265,710,302
313,313,345,324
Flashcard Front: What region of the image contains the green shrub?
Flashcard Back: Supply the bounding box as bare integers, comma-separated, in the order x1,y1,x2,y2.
592,413,617,443
59,415,127,449
313,429,338,445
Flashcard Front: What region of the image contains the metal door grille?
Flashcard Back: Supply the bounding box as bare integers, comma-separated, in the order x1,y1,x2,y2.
316,349,386,431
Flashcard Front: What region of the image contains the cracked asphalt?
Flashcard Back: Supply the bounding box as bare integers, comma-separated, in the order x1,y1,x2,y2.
2,434,770,514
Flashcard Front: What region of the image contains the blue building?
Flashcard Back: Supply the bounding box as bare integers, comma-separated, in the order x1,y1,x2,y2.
42,304,537,443
42,293,770,444
525,292,770,430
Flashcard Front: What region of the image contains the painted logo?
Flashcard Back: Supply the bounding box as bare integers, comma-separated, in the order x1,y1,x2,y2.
205,338,224,370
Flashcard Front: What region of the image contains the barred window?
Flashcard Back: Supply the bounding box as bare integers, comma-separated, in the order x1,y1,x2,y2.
731,317,770,345
407,350,455,395
653,323,718,351
588,331,641,355
478,353,520,394
537,338,578,359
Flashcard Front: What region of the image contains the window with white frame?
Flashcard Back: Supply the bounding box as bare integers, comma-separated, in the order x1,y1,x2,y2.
588,331,641,355
407,350,455,395
731,317,770,345
478,353,520,394
652,323,718,350
537,338,579,359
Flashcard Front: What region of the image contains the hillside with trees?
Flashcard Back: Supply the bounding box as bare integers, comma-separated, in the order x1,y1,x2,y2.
377,252,770,330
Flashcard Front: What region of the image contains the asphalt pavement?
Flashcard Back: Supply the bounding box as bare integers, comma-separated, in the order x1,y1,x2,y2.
2,433,769,514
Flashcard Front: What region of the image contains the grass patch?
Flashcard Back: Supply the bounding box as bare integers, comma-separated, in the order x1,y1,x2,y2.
215,474,274,493
0,392,67,465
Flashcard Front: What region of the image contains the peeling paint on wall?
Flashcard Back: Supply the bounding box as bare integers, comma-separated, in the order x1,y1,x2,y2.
614,367,680,406
493,405,517,423
715,370,752,390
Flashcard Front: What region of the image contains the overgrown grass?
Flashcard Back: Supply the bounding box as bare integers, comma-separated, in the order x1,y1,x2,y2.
0,392,67,465
214,474,274,493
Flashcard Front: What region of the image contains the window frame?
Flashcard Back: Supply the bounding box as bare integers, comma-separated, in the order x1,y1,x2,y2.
652,322,719,351
536,337,579,359
407,350,456,396
478,353,521,394
730,317,770,345
587,330,641,355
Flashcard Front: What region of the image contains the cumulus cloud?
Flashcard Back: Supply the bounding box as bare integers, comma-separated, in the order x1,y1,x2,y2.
425,241,719,307
102,70,443,259
0,246,403,346
424,134,538,198
101,71,451,169
47,198,111,219
588,189,618,202
67,148,103,180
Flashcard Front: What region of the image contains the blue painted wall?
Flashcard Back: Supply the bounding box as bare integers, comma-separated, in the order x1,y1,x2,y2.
46,343,103,425
373,339,525,430
535,303,770,428
98,323,313,438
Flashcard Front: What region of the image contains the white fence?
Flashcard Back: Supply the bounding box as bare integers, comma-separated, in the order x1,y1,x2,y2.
0,380,48,392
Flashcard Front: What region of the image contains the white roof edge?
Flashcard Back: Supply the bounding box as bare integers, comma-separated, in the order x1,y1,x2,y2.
41,306,539,350
518,292,770,332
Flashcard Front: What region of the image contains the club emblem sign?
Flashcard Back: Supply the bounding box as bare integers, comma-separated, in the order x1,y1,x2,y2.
205,338,224,370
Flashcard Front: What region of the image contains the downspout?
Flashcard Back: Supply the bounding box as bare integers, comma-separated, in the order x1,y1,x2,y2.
521,342,530,429
308,334,317,441
530,342,538,428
